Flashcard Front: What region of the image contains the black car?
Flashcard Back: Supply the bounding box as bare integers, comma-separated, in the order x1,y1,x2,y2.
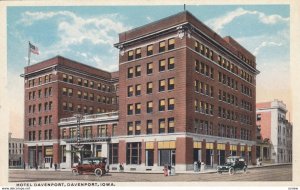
217,156,247,175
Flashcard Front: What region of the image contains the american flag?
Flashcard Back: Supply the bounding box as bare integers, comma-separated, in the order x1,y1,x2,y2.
29,42,39,55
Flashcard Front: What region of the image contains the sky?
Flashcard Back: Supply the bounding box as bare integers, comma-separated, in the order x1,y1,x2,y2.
6,5,290,138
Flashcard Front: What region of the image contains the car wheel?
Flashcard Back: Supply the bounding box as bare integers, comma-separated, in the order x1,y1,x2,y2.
229,168,234,175
217,171,222,174
95,168,103,177
72,168,79,176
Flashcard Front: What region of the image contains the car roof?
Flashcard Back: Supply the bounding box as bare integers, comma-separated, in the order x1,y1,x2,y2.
227,156,244,159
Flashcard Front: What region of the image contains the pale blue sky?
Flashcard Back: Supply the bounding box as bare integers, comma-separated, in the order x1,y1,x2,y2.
6,5,290,137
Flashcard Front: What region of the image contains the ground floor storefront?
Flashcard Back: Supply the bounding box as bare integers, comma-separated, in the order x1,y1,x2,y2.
23,133,257,171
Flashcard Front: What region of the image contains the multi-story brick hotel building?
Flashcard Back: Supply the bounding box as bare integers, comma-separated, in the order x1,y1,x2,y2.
22,56,118,168
23,11,259,171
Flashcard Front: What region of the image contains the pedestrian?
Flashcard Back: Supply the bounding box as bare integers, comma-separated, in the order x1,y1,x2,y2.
23,162,26,170
54,163,57,171
198,160,201,172
50,161,53,168
35,162,38,170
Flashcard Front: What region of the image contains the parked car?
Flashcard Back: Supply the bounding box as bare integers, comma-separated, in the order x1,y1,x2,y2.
217,156,247,175
72,157,109,176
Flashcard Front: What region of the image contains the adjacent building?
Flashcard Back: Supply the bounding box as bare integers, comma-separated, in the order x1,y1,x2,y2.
256,100,293,163
9,133,24,168
22,56,118,168
24,11,260,171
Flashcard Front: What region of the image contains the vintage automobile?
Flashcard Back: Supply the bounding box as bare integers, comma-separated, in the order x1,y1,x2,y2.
72,157,109,176
217,156,247,175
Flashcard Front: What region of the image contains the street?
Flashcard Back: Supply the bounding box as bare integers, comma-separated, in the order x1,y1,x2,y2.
9,164,292,182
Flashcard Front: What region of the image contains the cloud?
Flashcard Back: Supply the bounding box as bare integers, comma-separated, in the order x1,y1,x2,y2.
253,41,282,55
207,7,289,33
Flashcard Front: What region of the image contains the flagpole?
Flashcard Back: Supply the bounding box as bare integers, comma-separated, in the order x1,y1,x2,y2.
28,41,31,66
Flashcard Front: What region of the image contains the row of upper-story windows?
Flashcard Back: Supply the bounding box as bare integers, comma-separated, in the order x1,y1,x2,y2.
127,98,175,115
194,80,214,97
194,59,214,79
8,143,23,149
28,74,53,87
194,100,214,116
28,101,53,113
218,106,239,122
127,117,175,135
240,114,253,126
241,84,253,97
62,73,113,93
9,148,23,155
195,39,254,85
62,87,116,105
28,115,53,127
241,100,253,112
238,52,255,67
28,129,52,141
127,38,175,61
62,102,113,114
28,87,52,100
218,89,238,107
240,128,251,140
127,57,175,79
193,119,213,135
128,78,175,97
217,123,237,139
218,72,239,91
194,41,214,61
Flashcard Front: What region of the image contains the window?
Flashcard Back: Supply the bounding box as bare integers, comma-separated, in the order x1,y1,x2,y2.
127,104,133,115
168,78,175,90
83,79,88,87
159,41,165,52
77,78,82,85
102,84,106,91
135,48,141,59
77,91,82,98
44,102,48,111
63,74,67,82
147,45,153,56
195,60,200,72
168,117,175,133
127,122,133,135
126,142,141,165
147,82,153,94
128,86,133,97
128,50,134,61
135,65,141,77
168,38,175,50
68,75,73,83
38,103,42,112
159,99,165,111
45,75,49,83
135,121,141,135
135,103,141,114
38,77,42,85
168,98,175,110
168,57,175,70
44,88,48,97
32,91,35,99
49,115,52,124
142,120,152,136
49,87,52,96
83,92,88,100
97,83,101,90
195,41,200,52
147,62,153,74
147,101,153,113
68,103,73,111
38,117,42,125
62,88,67,95
257,114,261,121
159,59,166,72
210,50,214,60
135,84,141,96
159,79,166,92
159,118,165,133
89,93,94,101
83,106,87,113
68,88,73,96
44,116,48,124
195,80,199,92
195,100,199,112
49,101,52,110
77,105,81,112
97,125,107,137
89,107,94,114
90,81,94,88
128,67,134,78
109,144,119,164
38,130,42,140
210,68,214,79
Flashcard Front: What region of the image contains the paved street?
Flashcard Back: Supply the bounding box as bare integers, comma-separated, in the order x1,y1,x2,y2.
9,164,292,182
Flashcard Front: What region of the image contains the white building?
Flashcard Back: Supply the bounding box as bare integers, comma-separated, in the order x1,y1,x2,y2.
9,133,24,168
256,100,293,163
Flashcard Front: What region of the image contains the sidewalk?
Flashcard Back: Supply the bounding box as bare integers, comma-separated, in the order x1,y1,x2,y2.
10,163,291,174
